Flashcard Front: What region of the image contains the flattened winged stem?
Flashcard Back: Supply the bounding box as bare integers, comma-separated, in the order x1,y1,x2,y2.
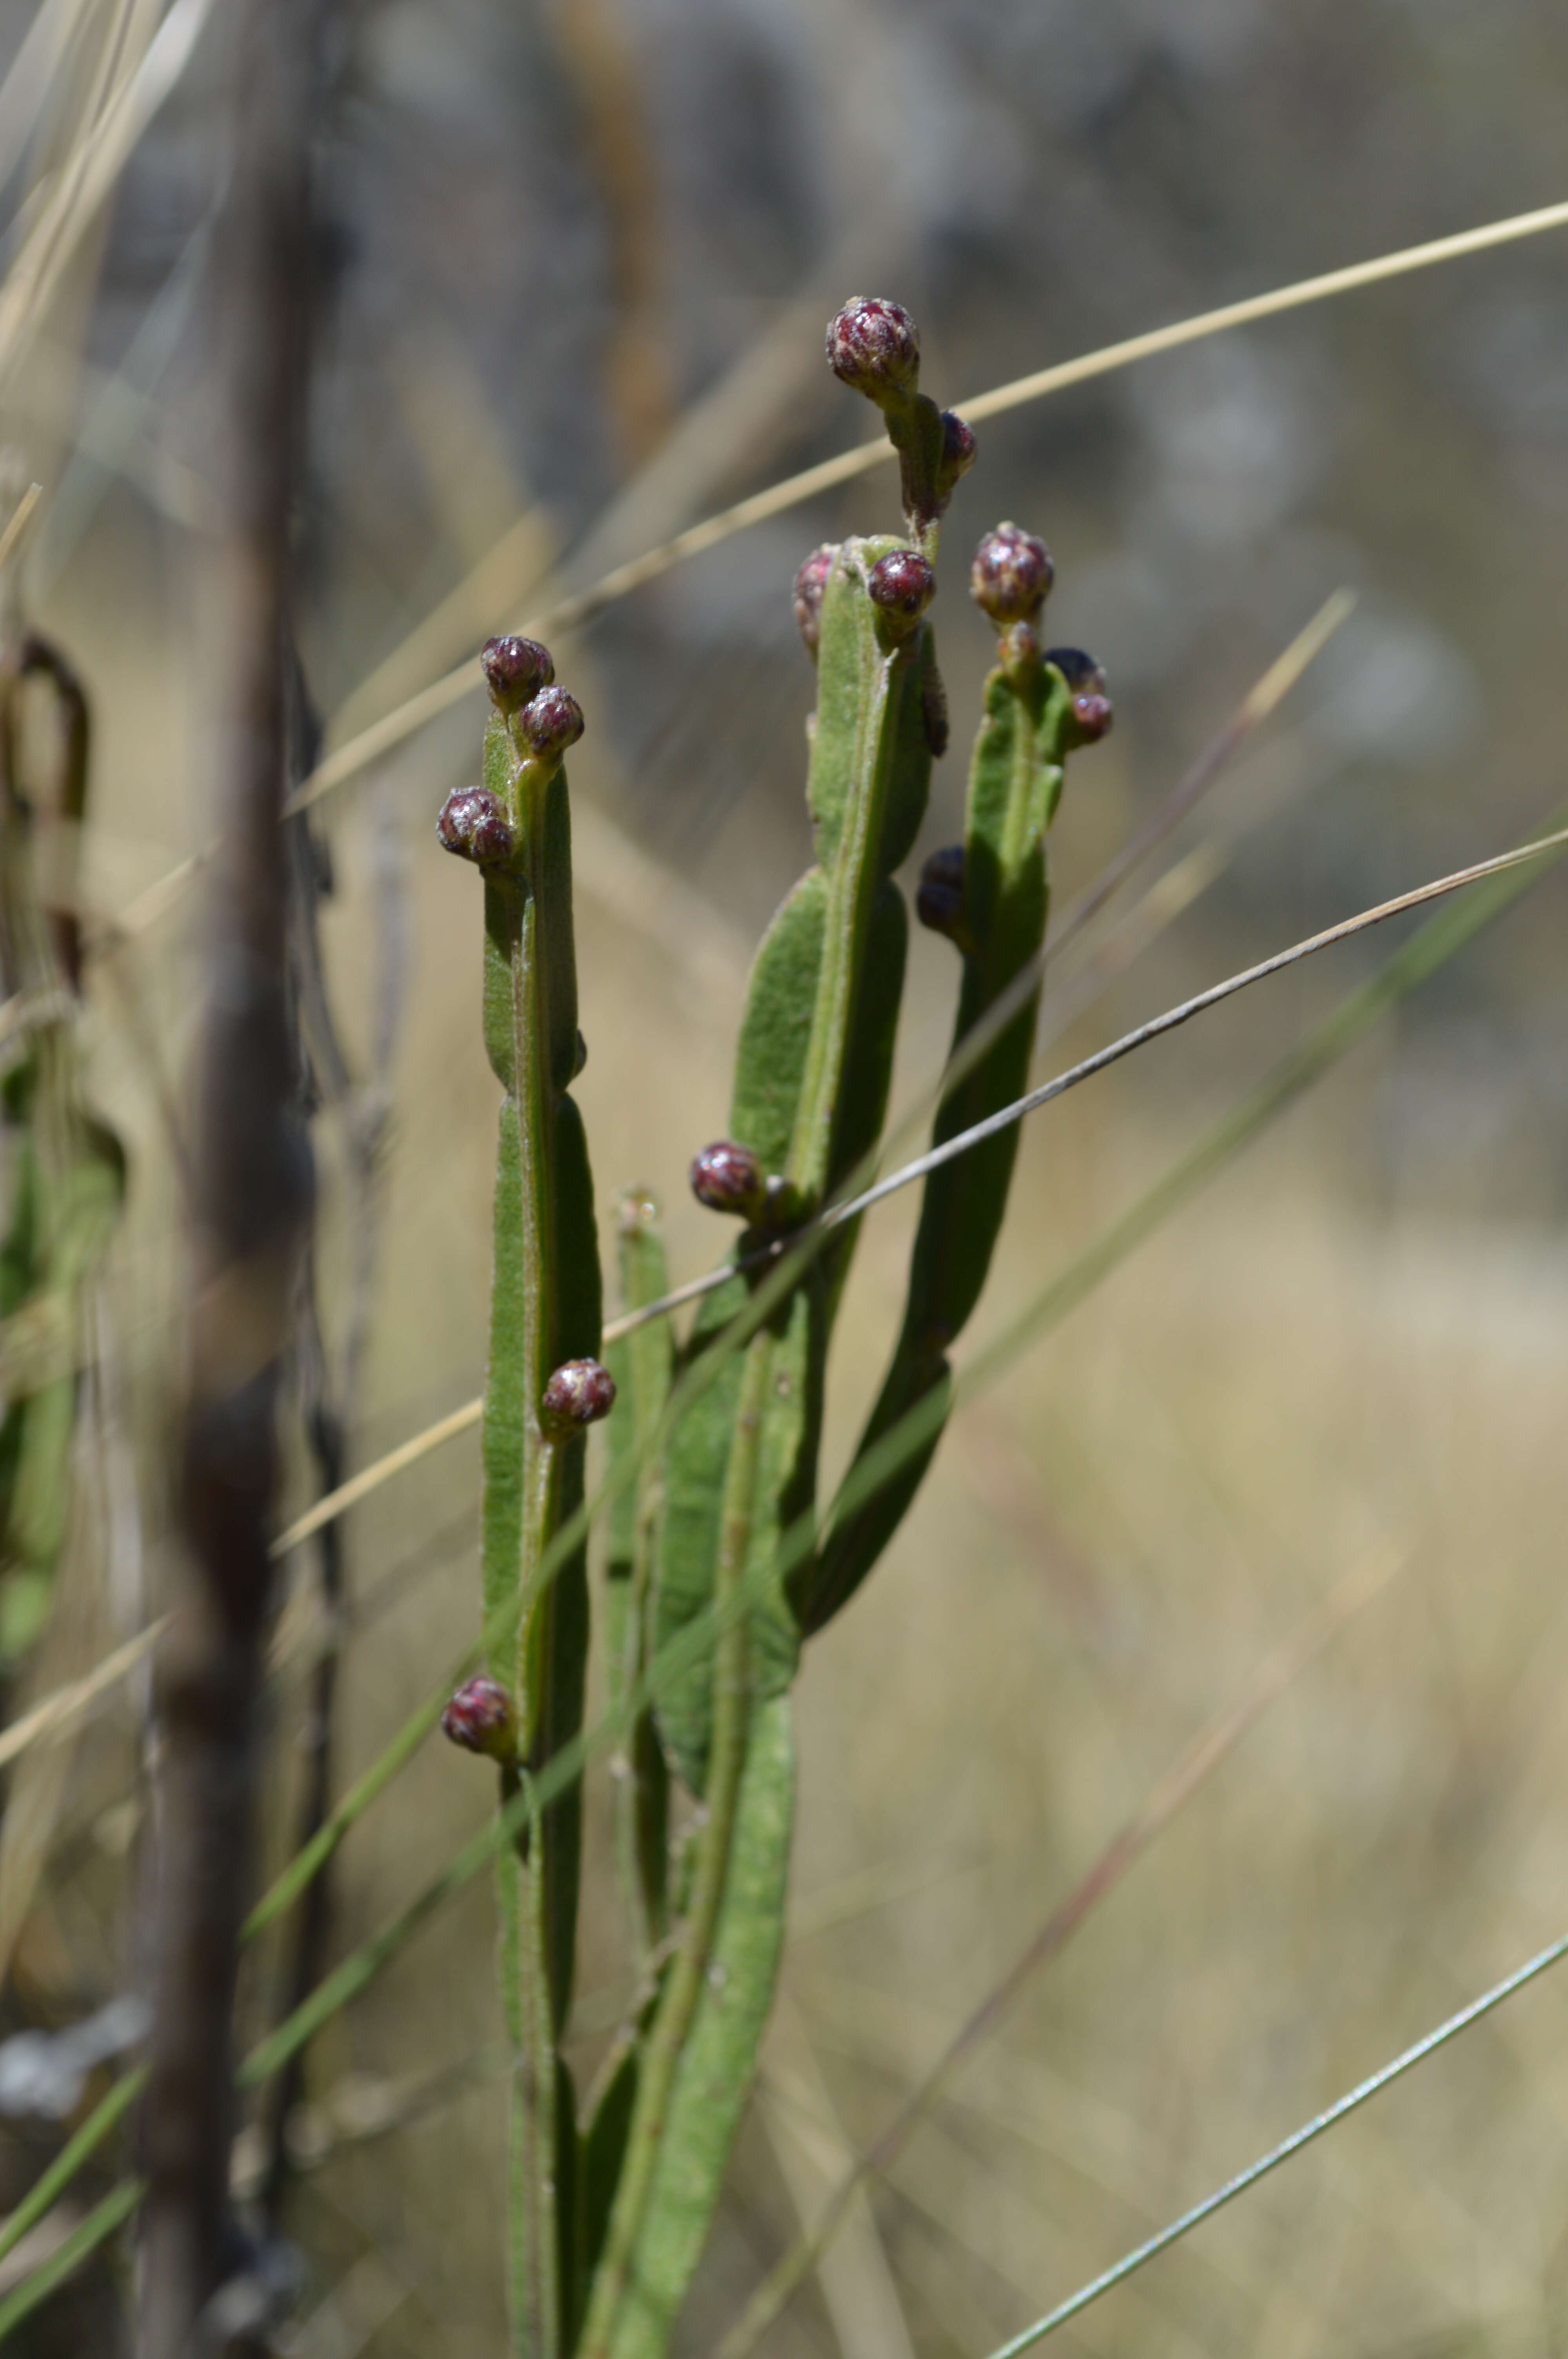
579,306,960,2359
439,638,605,2359
802,526,1112,1634
604,1188,673,1969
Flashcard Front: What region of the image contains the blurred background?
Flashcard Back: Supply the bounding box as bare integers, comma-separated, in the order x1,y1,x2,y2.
3,0,1568,2349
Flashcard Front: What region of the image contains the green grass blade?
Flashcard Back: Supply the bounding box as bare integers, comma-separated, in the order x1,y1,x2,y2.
0,2176,139,2344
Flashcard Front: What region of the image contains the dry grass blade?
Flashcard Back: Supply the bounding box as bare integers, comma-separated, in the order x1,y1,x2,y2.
0,1615,166,1772
267,816,1568,1551
290,202,1568,808
757,1992,918,2359
822,821,1568,1236
718,1547,1403,2359
0,0,216,390
0,482,43,576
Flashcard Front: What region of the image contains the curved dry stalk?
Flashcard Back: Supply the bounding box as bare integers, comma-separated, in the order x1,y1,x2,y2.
289,201,1568,812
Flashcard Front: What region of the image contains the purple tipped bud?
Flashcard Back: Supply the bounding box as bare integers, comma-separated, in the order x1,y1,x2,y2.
541,1357,616,1437
916,844,967,941
867,549,936,636
826,297,920,404
1045,648,1114,745
442,1676,517,1761
482,635,554,713
437,784,515,867
971,523,1055,626
519,685,585,761
793,545,838,659
690,1140,767,1219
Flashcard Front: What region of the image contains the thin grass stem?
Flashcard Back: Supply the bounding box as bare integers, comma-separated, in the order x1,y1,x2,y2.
236,831,1557,2087
978,1928,1568,2359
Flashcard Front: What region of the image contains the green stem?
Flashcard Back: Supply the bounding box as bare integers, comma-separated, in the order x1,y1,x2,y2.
578,1328,769,2359
489,755,569,2359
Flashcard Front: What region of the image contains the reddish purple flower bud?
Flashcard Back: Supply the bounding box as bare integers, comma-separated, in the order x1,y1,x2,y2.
690,1140,766,1219
915,843,967,941
971,523,1055,626
1045,648,1114,745
541,1356,616,1436
437,784,515,867
482,634,554,713
867,549,936,636
793,545,838,659
826,297,920,404
442,1675,517,1761
519,685,585,761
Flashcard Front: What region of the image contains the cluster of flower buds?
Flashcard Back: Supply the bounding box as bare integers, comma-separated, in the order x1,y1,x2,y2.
540,1356,616,1439
438,636,586,870
824,298,976,538
441,1674,517,1762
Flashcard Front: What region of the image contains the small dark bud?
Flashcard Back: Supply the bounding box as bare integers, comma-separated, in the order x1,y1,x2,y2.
936,410,977,498
793,545,838,659
867,549,936,636
916,844,967,941
442,1676,517,1761
690,1140,767,1219
541,1358,616,1438
1045,649,1114,745
437,785,515,867
482,634,554,713
520,685,585,761
971,523,1055,626
826,297,920,404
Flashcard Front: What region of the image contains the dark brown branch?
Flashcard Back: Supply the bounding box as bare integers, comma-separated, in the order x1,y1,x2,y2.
136,0,321,2349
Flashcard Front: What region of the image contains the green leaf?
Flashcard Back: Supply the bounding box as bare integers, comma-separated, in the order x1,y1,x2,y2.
603,1694,795,2359
804,649,1073,1633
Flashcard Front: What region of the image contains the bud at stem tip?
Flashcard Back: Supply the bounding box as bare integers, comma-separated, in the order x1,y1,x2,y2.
482,635,554,714
826,298,920,404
